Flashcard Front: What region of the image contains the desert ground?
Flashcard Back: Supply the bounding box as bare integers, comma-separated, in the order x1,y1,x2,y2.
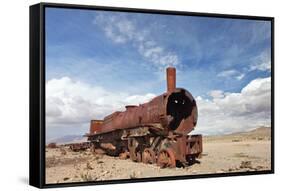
46,127,271,184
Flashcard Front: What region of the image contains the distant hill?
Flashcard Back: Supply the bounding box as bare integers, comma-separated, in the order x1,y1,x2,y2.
204,126,271,142
230,126,271,137
47,135,88,145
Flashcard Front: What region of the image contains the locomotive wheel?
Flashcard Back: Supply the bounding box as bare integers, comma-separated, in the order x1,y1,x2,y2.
129,150,137,161
128,138,143,162
129,150,142,162
157,148,176,168
119,151,129,160
136,152,142,162
142,148,156,164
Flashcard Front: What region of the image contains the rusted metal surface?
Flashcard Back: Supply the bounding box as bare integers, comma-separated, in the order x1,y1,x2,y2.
119,151,129,160
186,135,203,157
128,138,142,162
100,143,116,150
88,91,197,136
163,134,203,164
90,120,104,135
68,142,91,152
167,67,176,93
142,148,156,164
86,67,203,168
157,148,176,168
47,142,57,148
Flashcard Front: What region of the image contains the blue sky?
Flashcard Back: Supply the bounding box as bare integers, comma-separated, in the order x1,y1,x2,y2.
45,7,271,141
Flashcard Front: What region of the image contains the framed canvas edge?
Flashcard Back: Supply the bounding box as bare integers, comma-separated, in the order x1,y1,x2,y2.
29,3,44,188
29,2,275,189
42,2,274,20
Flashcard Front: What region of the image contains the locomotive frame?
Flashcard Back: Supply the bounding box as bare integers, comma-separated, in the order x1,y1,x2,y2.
86,67,203,168
29,2,274,189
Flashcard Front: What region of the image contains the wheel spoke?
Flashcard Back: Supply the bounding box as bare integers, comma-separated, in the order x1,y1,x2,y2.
142,148,156,164
157,149,176,168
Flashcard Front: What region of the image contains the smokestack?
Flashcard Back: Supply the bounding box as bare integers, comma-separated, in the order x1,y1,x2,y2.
166,67,176,93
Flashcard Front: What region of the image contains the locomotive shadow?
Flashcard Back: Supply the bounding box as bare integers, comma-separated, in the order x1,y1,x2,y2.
176,159,201,168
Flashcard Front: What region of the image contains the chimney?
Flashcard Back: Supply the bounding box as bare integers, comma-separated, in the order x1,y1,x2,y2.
166,67,176,93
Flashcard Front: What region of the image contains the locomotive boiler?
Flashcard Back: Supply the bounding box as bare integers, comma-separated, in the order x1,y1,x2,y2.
86,67,202,168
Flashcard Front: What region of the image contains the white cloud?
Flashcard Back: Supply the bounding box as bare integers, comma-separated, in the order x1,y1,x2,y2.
208,90,224,99
193,77,271,135
249,50,271,72
217,69,245,80
94,14,179,69
250,61,271,72
46,77,156,128
217,69,237,77
217,49,271,82
235,73,245,80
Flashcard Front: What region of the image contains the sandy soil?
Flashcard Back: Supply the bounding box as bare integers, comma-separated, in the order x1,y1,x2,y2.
46,128,271,184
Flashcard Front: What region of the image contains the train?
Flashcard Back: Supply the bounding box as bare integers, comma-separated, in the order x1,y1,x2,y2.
86,67,202,168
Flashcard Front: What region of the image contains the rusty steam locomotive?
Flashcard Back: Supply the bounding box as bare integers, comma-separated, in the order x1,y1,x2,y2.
86,67,202,168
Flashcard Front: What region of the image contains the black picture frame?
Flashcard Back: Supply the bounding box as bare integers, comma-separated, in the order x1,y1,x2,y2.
30,2,274,188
